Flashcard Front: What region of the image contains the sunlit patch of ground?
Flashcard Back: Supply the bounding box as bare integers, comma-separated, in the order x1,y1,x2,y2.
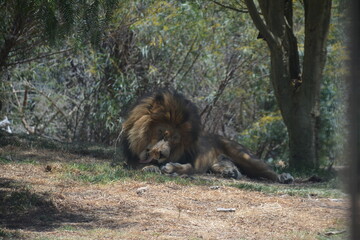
0,146,348,240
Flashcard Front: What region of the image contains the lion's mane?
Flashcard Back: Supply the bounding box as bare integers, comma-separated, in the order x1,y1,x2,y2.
121,90,201,167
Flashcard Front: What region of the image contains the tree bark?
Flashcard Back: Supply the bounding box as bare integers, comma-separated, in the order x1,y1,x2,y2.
245,0,332,170
297,0,331,169
349,0,360,237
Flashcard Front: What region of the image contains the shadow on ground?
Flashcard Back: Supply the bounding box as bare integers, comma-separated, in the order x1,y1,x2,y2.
0,177,93,231
0,131,118,160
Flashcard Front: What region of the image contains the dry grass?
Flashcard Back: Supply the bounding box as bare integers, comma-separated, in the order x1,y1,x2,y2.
0,146,348,240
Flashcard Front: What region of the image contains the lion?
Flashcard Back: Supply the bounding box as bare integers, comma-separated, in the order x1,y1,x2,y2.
121,90,293,183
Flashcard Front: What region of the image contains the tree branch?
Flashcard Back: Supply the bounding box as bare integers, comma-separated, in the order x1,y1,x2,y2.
25,82,69,124
5,48,72,67
201,55,252,125
10,83,35,134
169,37,198,84
244,0,280,48
179,50,202,83
211,0,249,13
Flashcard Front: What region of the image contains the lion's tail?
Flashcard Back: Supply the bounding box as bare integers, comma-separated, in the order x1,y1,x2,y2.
219,136,279,181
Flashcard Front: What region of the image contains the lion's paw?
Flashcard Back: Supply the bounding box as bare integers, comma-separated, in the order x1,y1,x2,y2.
278,173,294,184
161,163,179,174
142,165,162,174
221,168,242,180
161,163,192,175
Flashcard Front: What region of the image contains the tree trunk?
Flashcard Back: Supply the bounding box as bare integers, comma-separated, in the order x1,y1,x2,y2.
349,0,360,237
245,0,332,170
287,0,331,169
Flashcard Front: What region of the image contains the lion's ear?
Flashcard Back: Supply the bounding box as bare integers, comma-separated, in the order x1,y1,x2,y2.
154,93,164,105
148,93,165,113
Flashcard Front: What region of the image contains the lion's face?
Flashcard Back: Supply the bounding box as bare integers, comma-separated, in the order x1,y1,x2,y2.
122,90,201,166
139,123,182,164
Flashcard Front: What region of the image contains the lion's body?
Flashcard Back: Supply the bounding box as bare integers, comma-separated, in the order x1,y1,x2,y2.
121,90,293,183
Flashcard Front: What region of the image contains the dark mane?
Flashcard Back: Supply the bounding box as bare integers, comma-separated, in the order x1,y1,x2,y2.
121,90,201,167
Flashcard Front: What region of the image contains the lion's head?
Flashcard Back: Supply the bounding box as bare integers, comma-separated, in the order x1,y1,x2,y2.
122,90,201,166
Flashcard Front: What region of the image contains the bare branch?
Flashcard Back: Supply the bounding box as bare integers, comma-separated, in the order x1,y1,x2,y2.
9,39,43,56
21,117,35,134
10,83,35,134
25,82,69,122
200,54,252,127
179,49,202,83
211,0,249,13
169,37,198,84
5,48,72,67
10,83,22,111
36,111,60,135
244,0,280,48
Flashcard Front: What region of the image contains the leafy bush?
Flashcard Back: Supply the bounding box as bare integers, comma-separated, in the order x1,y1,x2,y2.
237,112,289,167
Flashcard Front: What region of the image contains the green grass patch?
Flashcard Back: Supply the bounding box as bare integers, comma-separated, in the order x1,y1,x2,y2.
231,179,345,198
19,159,40,165
0,154,41,165
0,228,23,240
60,162,216,186
61,162,131,184
58,225,78,232
0,156,12,164
59,162,345,198
284,167,339,182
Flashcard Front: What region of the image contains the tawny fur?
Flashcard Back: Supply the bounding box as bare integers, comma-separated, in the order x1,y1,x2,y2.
121,90,293,183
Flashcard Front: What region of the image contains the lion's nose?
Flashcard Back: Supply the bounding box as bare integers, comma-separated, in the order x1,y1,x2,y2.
159,151,166,159
150,150,166,160
148,140,171,163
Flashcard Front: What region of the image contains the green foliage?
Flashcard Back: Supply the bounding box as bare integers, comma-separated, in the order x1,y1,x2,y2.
3,46,133,142
236,0,348,167
0,0,117,69
319,73,347,166
0,0,348,170
318,1,348,166
238,112,289,165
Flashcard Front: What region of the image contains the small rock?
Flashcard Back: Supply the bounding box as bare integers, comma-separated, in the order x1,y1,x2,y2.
210,186,220,190
136,186,148,195
45,165,52,172
216,208,236,212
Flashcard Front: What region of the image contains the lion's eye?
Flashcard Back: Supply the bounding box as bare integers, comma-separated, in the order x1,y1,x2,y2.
163,134,169,141
172,133,180,143
158,129,164,140
159,152,166,159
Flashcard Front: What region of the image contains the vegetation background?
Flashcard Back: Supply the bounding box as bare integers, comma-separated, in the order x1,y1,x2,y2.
0,1,351,239
0,0,348,172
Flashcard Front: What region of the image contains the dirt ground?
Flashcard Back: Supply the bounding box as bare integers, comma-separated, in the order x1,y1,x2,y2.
0,146,348,240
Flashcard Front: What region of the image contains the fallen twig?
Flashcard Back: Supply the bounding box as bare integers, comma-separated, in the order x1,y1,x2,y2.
216,208,236,212
324,230,346,236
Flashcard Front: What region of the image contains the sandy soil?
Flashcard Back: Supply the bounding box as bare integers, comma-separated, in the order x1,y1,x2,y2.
0,146,348,240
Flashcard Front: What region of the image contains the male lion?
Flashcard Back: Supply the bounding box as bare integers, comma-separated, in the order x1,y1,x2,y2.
121,90,293,183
